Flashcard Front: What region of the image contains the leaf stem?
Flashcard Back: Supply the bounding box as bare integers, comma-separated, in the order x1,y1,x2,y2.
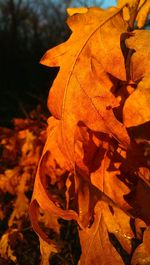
128,0,140,30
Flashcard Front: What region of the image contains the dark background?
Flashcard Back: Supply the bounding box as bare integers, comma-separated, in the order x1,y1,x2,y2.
0,0,108,127
0,0,71,127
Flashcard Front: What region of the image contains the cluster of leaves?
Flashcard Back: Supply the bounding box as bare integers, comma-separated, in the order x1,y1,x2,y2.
29,0,150,265
0,109,82,265
0,111,46,264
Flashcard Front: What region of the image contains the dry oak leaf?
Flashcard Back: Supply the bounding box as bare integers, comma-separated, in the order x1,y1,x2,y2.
73,125,134,228
74,124,110,181
29,117,81,242
123,30,150,127
39,237,58,265
40,7,130,167
0,167,20,195
8,193,29,228
73,120,149,223
136,0,150,28
131,226,150,265
125,30,150,81
39,209,60,235
134,218,147,240
123,76,150,127
18,129,42,166
69,124,132,229
78,201,126,265
118,0,150,28
98,202,134,254
0,229,20,263
90,148,132,214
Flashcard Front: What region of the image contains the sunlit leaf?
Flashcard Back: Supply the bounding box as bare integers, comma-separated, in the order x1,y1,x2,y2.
40,7,129,167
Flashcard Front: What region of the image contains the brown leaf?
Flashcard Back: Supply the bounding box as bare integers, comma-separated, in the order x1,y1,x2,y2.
126,31,150,81
39,238,58,265
134,218,147,240
90,148,132,213
123,76,150,127
29,118,83,242
117,0,150,28
40,7,130,167
39,209,60,235
123,30,150,127
29,4,150,265
134,179,150,225
131,226,150,265
78,201,125,265
100,203,134,254
0,229,22,263
136,1,150,28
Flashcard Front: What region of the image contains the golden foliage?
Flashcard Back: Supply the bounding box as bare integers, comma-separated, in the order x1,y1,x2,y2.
29,1,150,265
0,115,47,264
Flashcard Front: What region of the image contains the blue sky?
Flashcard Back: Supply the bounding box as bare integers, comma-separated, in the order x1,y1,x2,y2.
69,0,117,9
101,0,117,8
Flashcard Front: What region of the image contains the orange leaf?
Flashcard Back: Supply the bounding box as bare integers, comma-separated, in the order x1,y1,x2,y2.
40,7,130,166
123,30,150,127
78,201,125,265
131,226,150,265
29,4,150,264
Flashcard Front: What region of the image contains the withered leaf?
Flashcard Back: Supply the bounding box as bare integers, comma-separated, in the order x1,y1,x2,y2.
39,237,58,265
40,7,130,166
134,178,150,225
30,117,82,242
125,31,150,81
90,147,132,213
123,76,150,127
29,3,150,265
136,0,150,28
131,226,150,265
123,30,150,127
78,201,125,265
118,0,150,28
